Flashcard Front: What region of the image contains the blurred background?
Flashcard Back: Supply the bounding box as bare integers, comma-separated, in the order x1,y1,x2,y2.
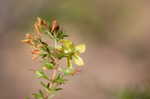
1,0,150,99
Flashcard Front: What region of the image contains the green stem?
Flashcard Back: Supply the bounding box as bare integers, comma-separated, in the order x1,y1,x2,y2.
54,39,57,48
48,37,59,99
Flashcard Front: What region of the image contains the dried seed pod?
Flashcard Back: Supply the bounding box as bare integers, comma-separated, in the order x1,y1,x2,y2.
50,20,60,32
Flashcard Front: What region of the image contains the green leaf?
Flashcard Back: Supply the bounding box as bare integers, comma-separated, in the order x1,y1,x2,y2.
32,90,44,99
40,26,48,34
73,55,84,66
35,70,49,80
55,88,63,91
40,53,48,58
56,30,68,41
60,68,75,75
40,47,47,52
41,81,63,93
45,31,54,39
40,81,50,93
57,53,68,59
43,62,54,70
53,74,67,84
50,87,63,92
75,44,86,53
40,81,49,88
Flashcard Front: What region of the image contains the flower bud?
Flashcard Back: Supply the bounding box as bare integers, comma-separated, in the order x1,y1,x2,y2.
32,55,38,60
32,49,40,55
50,20,59,32
34,23,40,35
21,39,32,44
25,33,33,39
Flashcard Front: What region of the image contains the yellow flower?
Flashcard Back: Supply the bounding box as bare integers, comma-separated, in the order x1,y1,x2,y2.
73,54,84,66
59,40,86,67
75,44,86,53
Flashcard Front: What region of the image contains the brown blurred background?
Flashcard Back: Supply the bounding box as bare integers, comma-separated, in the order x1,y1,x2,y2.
1,0,150,99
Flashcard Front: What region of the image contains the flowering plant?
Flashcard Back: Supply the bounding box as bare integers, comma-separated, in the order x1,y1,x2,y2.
22,17,86,99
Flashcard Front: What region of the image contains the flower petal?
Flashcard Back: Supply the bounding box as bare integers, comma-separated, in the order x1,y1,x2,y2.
73,55,84,66
60,40,73,49
75,44,86,53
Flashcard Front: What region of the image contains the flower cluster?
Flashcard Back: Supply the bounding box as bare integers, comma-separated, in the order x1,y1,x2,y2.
22,17,86,99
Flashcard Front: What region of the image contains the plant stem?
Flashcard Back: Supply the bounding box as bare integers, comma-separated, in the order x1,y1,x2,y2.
48,38,59,98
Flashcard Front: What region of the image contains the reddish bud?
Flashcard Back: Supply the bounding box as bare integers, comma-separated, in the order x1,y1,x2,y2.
32,49,40,55
32,55,38,60
25,33,33,39
50,20,59,32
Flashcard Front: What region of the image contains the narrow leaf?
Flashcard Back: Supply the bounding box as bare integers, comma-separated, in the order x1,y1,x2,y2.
35,70,49,80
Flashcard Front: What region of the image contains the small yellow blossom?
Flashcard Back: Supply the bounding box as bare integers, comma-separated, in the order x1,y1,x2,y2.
59,40,86,66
